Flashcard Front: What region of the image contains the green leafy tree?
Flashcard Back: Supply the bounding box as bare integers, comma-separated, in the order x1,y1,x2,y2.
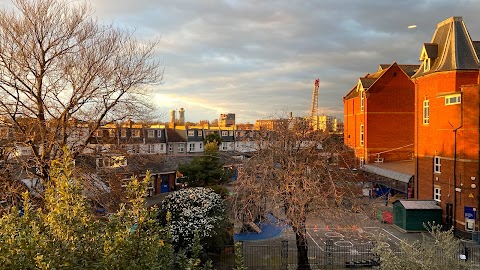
176,231,213,270
205,133,222,146
0,150,211,270
233,241,247,270
373,223,474,270
178,142,229,186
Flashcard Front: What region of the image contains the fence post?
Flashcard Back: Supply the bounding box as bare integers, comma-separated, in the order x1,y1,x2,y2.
325,238,334,269
281,240,288,270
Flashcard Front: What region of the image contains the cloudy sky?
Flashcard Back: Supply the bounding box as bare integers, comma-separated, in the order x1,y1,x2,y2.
4,0,480,124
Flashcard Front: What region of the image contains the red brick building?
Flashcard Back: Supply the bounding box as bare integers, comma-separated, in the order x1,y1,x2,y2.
343,62,418,165
413,17,480,233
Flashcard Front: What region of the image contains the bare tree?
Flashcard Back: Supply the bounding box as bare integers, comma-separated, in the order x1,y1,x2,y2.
232,116,361,270
0,0,162,182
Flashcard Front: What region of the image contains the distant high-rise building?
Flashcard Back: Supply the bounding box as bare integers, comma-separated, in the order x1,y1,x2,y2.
219,113,235,127
310,115,333,132
178,108,185,125
169,110,176,128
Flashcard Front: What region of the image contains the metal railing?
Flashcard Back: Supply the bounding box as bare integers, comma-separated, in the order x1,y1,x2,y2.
211,240,480,270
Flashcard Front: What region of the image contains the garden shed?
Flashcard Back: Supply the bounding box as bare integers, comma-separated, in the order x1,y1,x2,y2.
393,200,442,232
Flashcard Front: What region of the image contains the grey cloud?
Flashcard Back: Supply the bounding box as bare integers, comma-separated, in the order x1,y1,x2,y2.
2,0,480,123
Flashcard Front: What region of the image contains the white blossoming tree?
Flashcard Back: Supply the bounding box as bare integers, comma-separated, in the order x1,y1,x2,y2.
0,150,213,270
159,187,231,253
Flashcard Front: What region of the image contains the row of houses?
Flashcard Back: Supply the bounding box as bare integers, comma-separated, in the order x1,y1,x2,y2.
85,122,260,158
344,16,480,234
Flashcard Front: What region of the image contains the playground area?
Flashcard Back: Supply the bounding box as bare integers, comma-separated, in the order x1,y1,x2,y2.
305,225,403,252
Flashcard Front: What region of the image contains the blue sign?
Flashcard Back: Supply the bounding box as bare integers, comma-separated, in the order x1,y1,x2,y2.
464,206,477,219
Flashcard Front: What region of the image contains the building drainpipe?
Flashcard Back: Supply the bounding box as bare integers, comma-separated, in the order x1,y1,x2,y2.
364,93,367,164
450,89,464,234
415,80,419,199
477,82,480,232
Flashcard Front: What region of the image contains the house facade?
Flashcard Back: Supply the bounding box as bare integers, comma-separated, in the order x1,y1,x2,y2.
219,127,235,152
235,130,257,153
186,126,204,153
413,17,480,232
343,62,418,166
166,127,187,155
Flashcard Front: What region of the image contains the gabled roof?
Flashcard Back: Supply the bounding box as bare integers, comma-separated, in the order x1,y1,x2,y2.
378,64,420,78
343,85,358,100
359,78,376,89
378,64,390,71
397,65,420,77
413,17,479,78
344,62,418,100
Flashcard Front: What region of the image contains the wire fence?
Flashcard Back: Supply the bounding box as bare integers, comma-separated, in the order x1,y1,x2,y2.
211,240,480,270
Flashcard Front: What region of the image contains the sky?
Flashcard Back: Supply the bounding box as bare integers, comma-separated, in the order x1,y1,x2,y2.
3,0,480,124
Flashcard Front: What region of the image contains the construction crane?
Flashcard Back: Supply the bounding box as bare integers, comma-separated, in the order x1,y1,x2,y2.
309,79,320,130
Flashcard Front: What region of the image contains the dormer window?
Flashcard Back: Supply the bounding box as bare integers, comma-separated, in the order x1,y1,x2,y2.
420,43,438,73
424,58,431,72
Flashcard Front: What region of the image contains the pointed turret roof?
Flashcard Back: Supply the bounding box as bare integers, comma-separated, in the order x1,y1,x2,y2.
413,16,480,78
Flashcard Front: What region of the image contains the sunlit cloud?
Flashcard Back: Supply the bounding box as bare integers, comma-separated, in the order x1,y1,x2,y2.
2,0,480,123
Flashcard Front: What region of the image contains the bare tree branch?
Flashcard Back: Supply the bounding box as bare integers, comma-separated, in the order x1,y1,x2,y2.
0,0,163,182
232,115,363,269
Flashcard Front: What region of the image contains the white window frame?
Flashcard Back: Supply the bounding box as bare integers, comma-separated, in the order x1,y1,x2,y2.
96,158,104,168
188,130,195,136
360,124,364,146
178,143,184,153
109,129,116,137
130,145,140,154
147,144,155,154
360,90,365,111
434,186,441,202
199,142,203,149
222,142,227,150
229,131,234,136
168,144,173,153
221,131,228,136
423,100,430,125
189,143,195,152
132,129,141,138
424,58,431,72
160,144,164,151
121,129,127,138
147,130,155,138
434,156,441,173
445,94,461,105
198,130,203,136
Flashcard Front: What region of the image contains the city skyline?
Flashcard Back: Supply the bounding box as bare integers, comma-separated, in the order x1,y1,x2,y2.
2,0,480,123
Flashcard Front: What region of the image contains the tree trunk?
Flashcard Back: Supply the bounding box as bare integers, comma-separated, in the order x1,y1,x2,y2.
293,222,311,270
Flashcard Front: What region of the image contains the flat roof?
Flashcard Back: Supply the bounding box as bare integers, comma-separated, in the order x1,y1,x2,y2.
395,200,442,210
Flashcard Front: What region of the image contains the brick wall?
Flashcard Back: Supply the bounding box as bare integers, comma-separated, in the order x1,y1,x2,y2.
415,71,480,231
344,64,415,164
